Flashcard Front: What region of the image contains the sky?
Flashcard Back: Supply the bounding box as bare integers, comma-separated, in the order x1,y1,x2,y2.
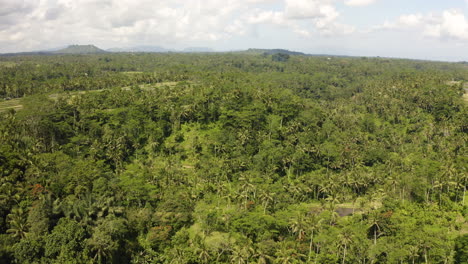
1,0,468,61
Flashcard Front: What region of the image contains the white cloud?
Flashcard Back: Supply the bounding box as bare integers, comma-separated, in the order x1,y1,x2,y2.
246,0,354,38
0,0,39,16
247,0,353,36
0,0,254,51
374,14,424,30
398,14,423,27
246,10,314,38
0,0,356,52
344,0,376,7
285,0,338,20
372,9,468,41
425,10,468,40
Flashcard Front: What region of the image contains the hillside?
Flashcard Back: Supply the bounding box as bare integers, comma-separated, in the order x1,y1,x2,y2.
54,44,106,54
107,46,172,53
183,47,215,53
244,48,307,56
0,53,466,263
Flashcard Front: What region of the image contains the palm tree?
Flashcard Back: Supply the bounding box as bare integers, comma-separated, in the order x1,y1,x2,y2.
289,214,307,241
408,245,419,264
274,245,294,264
236,189,250,210
230,245,253,264
288,183,304,202
7,207,28,239
259,190,275,214
253,248,274,264
368,210,383,245
197,244,212,264
386,175,399,195
222,184,236,209
167,247,187,264
455,172,467,205
338,230,353,264
306,214,323,262
432,180,444,205
87,228,117,263
324,197,340,225
274,241,305,264
319,180,339,200
239,175,257,200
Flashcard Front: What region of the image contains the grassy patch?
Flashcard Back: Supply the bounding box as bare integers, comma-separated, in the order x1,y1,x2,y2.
123,82,179,91
0,98,23,112
121,71,144,75
3,81,181,112
0,61,17,68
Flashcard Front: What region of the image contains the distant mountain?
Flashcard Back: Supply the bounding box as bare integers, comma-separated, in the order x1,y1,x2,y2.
38,46,68,52
1,46,352,58
54,45,107,54
107,46,173,53
0,51,53,56
105,46,214,53
183,47,215,53
244,48,306,56
237,48,354,58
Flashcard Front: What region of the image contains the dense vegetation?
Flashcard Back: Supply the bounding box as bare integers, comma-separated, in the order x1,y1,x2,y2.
0,52,467,263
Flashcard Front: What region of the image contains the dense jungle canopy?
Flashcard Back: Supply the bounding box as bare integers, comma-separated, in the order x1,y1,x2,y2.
0,52,467,263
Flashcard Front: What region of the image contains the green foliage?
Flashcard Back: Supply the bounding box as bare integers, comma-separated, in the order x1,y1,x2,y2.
44,218,89,263
271,53,290,62
455,234,468,264
0,52,466,263
12,235,43,264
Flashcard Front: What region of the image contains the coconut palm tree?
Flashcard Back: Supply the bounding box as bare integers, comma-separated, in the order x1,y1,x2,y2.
6,207,28,239
306,214,323,262
274,241,305,264
196,244,212,264
253,247,274,264
289,214,307,241
338,230,353,264
230,245,253,264
368,210,383,245
259,190,275,214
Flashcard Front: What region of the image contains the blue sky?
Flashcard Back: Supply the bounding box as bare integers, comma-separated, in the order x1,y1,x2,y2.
1,0,468,61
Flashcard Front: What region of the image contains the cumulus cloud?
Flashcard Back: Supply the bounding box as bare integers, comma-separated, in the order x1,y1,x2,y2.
0,0,357,52
374,14,424,30
246,0,353,36
0,0,247,50
344,0,376,7
373,9,468,41
426,10,468,40
245,9,314,37
0,0,39,16
284,0,337,20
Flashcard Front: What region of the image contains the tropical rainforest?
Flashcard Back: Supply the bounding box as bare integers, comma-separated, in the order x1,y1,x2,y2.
0,52,467,264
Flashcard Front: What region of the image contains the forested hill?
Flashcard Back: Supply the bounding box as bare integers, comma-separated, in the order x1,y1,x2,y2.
0,53,467,263
244,48,307,56
53,44,107,54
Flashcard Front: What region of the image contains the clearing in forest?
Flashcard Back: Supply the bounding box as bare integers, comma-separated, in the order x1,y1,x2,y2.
446,80,468,102
0,81,180,112
0,98,23,112
49,81,179,100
